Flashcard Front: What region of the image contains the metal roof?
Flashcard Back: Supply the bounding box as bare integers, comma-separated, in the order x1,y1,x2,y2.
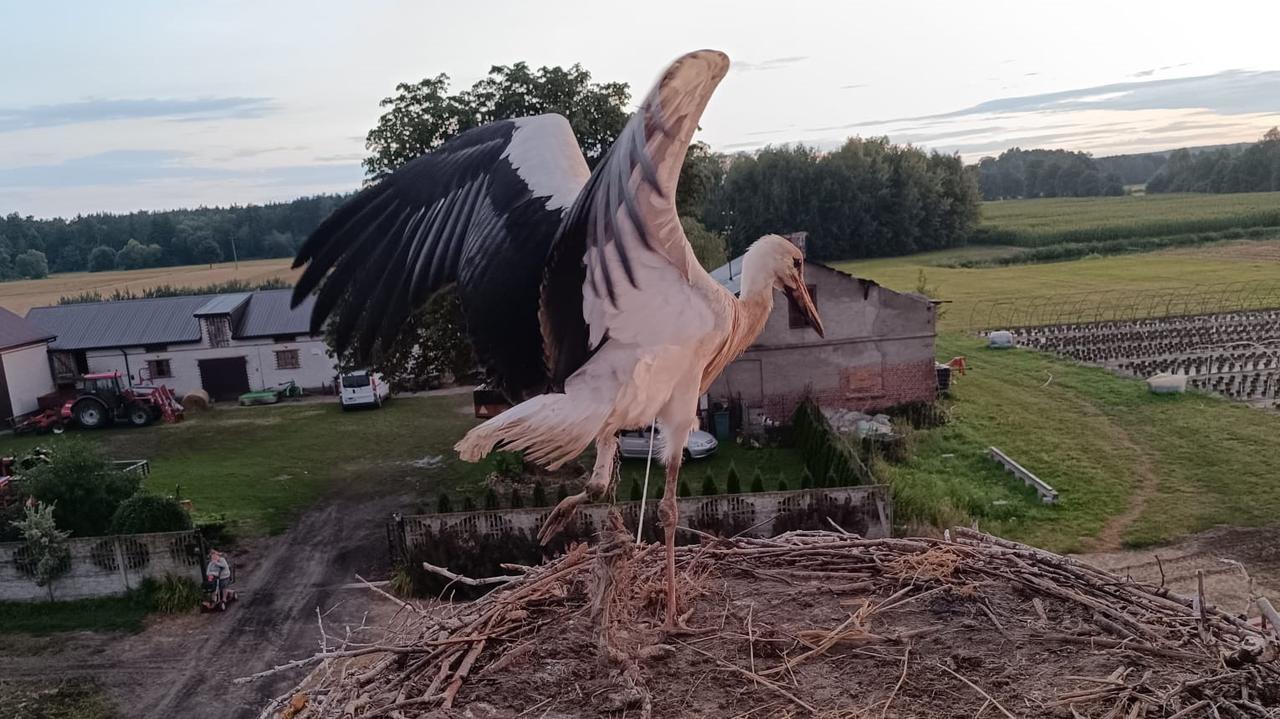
193,293,251,317
709,256,860,296
0,306,56,350
237,290,315,338
26,290,317,351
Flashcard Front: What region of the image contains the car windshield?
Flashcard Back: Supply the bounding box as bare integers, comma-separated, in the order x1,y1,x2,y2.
342,374,371,388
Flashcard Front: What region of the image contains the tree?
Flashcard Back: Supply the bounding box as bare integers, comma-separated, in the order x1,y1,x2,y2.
364,62,630,179
115,239,150,270
776,477,789,492
483,487,500,510
10,502,70,594
799,467,814,490
681,216,728,271
700,471,718,497
677,141,725,217
23,439,141,537
629,479,643,501
725,463,742,494
531,481,547,507
509,486,525,509
53,245,82,273
677,478,692,498
14,249,48,279
263,230,295,258
437,493,453,513
88,245,116,272
462,496,477,512
749,469,765,493
195,238,223,266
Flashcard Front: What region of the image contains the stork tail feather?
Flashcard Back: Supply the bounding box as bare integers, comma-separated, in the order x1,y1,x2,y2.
455,393,610,469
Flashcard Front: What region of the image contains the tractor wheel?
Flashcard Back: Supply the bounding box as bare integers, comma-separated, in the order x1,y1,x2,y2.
127,403,153,427
74,399,109,429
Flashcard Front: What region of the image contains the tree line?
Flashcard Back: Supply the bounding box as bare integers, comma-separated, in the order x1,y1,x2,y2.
0,195,345,280
1146,128,1280,194
975,148,1125,200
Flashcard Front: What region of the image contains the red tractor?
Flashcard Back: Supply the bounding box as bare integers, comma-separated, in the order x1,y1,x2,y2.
61,372,184,429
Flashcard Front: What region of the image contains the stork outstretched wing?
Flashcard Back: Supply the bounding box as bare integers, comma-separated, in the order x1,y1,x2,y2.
292,115,589,399
542,49,732,387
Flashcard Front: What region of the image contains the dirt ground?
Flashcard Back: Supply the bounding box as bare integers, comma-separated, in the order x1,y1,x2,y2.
0,494,405,718
1077,524,1280,620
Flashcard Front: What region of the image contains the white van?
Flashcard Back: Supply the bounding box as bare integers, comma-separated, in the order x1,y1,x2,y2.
339,370,390,410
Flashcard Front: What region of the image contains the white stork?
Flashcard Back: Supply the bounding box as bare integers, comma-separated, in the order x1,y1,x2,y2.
293,49,824,629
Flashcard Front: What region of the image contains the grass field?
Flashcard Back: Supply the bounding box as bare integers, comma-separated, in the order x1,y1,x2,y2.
0,679,120,719
0,258,297,315
975,192,1280,247
840,238,1280,329
884,335,1280,553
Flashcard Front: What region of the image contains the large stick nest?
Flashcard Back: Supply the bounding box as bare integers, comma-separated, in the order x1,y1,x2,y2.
253,526,1280,718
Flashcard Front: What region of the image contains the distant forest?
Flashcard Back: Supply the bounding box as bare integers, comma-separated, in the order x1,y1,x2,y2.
0,195,346,280
976,130,1279,200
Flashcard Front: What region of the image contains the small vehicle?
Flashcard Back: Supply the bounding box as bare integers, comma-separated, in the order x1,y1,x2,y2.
339,370,389,410
618,427,718,461
238,380,304,406
61,372,183,429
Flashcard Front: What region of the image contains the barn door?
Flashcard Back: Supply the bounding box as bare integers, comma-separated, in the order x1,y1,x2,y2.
198,357,250,401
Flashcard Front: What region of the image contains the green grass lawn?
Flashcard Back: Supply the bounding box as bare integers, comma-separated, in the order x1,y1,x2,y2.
0,396,491,537
0,592,153,634
881,335,1280,553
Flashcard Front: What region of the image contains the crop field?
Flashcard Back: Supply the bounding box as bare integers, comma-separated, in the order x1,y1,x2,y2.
975,191,1280,246
0,258,298,315
841,236,1280,329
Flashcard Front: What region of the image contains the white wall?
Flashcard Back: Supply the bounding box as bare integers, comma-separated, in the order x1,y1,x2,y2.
83,336,337,397
3,343,55,417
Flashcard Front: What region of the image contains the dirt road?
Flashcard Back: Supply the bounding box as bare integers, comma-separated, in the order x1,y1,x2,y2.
0,494,406,718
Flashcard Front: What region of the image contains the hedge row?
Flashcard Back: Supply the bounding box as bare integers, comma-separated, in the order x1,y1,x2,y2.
789,398,869,487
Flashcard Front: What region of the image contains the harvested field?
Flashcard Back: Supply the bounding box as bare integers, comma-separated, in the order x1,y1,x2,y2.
0,258,297,315
256,528,1280,718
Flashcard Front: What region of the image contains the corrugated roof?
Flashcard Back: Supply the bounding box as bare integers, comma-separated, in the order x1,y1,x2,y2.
238,290,315,338
193,293,251,316
0,306,55,350
26,290,317,350
709,255,863,296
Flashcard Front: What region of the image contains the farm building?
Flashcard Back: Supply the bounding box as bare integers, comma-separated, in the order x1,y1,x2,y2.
25,290,336,402
0,307,57,422
706,234,937,427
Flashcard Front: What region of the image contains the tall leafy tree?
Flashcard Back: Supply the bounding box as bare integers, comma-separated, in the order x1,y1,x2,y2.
14,250,48,279
363,62,630,179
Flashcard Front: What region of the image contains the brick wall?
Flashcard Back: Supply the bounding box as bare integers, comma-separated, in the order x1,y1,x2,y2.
0,531,203,602
762,358,936,421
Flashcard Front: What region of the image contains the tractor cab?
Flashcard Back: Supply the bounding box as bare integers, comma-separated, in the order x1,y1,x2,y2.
76,372,128,409
60,371,183,429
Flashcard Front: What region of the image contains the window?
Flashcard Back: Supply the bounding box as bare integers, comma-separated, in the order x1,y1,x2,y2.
275,349,301,370
787,284,818,329
145,359,172,379
204,316,232,348
340,372,370,388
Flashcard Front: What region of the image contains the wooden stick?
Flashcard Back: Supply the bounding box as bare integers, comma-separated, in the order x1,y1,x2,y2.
936,662,1018,719
421,560,520,586
879,645,910,719
1257,597,1280,639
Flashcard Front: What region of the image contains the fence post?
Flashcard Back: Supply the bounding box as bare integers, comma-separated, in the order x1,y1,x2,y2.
113,537,132,591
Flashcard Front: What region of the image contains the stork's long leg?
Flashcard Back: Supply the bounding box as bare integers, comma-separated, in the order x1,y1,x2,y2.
655,387,699,630
538,431,618,545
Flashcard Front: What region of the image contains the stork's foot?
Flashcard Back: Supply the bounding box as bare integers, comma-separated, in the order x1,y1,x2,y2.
538,492,592,545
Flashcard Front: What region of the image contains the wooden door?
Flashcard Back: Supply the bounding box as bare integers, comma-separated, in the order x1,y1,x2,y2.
198,357,250,401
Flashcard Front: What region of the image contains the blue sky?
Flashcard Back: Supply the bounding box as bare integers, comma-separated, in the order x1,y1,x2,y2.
3,0,1279,217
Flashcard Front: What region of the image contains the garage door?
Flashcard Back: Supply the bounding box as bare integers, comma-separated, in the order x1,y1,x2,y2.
198,357,250,402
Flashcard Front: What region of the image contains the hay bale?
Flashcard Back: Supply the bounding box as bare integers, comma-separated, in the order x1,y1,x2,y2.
181,390,210,411
1147,373,1188,394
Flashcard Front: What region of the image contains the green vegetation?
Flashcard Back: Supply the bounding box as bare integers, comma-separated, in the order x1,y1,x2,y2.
947,226,1277,267
0,396,493,537
0,575,199,635
617,442,807,497
57,277,292,305
21,438,139,537
1148,128,1280,194
109,494,192,535
972,192,1280,247
881,336,1280,552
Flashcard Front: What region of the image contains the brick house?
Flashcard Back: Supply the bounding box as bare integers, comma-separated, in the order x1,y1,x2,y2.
706,235,937,428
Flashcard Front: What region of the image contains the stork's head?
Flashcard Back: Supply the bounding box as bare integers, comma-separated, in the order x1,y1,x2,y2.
746,234,825,338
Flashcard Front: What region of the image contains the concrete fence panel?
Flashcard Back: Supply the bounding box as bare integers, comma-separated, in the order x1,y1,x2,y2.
0,530,203,602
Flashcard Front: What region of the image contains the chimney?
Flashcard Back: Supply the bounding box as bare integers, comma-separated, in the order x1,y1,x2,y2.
785,231,807,255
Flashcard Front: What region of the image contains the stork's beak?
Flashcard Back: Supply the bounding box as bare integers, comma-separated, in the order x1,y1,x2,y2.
786,282,825,338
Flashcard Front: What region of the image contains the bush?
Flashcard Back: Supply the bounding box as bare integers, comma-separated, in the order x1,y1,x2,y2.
489,451,524,479
88,245,116,272
9,502,70,590
725,463,742,494
509,487,524,509
700,471,718,497
110,495,191,535
194,514,234,548
629,479,643,501
24,439,141,537
463,496,477,512
749,469,765,493
556,483,569,503
678,479,692,497
531,481,547,507
143,574,201,613
14,250,49,279
800,468,814,490
483,488,500,510
437,493,453,514
777,478,789,492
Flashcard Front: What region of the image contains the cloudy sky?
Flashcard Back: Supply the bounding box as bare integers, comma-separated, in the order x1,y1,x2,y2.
3,0,1280,217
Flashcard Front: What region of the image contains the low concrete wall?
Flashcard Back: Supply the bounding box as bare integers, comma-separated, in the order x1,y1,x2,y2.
399,486,893,552
0,530,202,602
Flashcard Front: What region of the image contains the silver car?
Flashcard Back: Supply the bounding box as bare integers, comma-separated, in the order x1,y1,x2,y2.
618,427,719,461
